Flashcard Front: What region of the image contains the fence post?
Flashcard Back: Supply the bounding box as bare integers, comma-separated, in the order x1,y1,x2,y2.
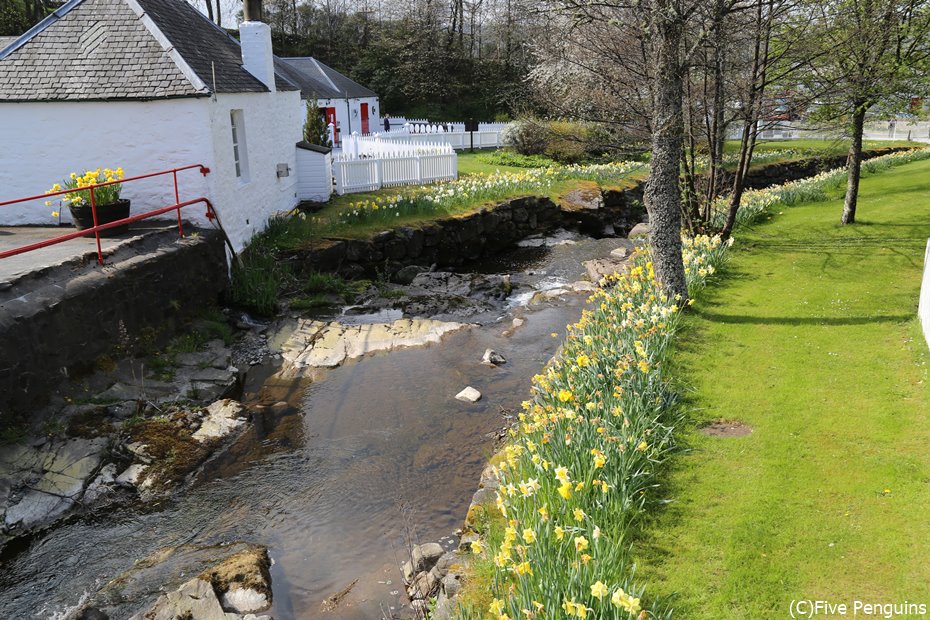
335,160,345,195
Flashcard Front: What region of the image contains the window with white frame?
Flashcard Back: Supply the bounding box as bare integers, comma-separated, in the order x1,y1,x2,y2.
230,109,250,182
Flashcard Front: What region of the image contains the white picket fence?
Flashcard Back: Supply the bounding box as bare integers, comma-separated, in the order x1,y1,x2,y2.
358,129,504,150
332,144,457,194
357,119,510,150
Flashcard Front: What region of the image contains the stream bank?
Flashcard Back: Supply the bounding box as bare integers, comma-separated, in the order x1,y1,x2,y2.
0,149,913,619
0,228,638,620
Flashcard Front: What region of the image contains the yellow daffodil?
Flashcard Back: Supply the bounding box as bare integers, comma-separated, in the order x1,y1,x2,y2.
574,535,589,552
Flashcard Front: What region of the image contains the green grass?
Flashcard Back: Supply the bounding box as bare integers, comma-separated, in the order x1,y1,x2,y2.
724,138,921,154
635,158,930,617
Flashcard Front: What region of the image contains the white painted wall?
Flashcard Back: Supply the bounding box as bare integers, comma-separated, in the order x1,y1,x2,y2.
317,96,379,141
206,89,304,250
295,147,333,202
0,98,213,226
919,239,930,350
0,90,303,252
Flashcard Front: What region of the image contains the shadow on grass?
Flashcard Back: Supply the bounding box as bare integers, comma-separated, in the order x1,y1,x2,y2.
693,310,913,327
745,237,929,252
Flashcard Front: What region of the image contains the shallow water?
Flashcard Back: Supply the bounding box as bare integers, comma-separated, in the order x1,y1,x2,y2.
0,233,631,619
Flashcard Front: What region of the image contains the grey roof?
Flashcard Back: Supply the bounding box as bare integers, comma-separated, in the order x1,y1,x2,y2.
0,0,201,101
0,0,297,102
296,141,332,154
276,56,376,100
136,0,296,93
0,37,17,52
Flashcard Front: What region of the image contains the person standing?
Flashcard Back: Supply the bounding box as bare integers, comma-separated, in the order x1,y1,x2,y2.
383,114,391,132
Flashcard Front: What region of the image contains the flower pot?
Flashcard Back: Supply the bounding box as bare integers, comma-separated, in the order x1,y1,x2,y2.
69,199,131,237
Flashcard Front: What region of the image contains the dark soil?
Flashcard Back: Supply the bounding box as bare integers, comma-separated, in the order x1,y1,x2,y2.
699,420,752,438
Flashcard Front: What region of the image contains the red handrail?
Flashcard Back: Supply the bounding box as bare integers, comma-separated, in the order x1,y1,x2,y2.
0,164,212,266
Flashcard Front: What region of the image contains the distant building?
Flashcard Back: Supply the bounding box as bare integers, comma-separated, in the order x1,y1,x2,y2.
275,56,380,144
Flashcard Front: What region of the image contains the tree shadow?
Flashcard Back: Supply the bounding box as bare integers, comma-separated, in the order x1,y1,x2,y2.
693,309,912,326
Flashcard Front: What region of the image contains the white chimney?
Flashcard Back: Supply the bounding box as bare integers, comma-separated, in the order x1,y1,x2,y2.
239,0,275,92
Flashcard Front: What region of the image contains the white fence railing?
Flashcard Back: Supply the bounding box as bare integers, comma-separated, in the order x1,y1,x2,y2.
332,145,457,195
341,129,504,151
351,119,510,150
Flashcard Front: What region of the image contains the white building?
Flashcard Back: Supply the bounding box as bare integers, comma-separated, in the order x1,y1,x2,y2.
0,0,313,251
274,56,380,145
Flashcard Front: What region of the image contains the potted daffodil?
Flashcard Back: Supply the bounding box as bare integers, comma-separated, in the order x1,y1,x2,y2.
46,167,129,236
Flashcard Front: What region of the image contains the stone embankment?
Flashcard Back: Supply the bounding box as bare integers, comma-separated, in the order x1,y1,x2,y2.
0,229,228,417
288,189,645,282
728,146,913,191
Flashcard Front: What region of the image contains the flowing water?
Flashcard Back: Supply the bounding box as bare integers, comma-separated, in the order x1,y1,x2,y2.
0,232,631,620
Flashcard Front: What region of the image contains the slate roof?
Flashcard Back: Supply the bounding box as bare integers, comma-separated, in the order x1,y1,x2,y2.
276,56,376,100
0,0,297,102
0,37,17,52
135,0,295,93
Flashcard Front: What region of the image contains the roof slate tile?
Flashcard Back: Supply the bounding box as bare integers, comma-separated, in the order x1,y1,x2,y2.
0,0,297,102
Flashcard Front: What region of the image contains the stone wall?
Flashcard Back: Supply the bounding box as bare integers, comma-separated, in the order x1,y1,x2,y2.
0,231,228,417
288,190,644,280
737,147,913,190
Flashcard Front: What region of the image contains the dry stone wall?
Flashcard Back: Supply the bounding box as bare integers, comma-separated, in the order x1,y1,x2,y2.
0,231,228,417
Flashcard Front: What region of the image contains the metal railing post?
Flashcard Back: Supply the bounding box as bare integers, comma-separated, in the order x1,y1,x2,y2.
173,169,184,237
89,185,103,265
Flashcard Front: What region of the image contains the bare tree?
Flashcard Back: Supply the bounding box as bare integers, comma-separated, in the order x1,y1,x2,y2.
799,0,930,224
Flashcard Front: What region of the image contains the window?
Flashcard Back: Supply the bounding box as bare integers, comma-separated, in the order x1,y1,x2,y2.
230,109,250,182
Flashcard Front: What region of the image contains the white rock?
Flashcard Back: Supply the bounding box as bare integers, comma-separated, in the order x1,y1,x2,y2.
280,319,469,373
116,463,147,487
455,387,481,403
511,318,525,328
192,399,246,442
571,281,597,292
128,578,227,620
221,587,270,613
610,247,630,259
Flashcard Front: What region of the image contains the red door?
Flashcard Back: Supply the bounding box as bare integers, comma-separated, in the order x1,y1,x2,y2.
360,103,370,134
324,107,339,143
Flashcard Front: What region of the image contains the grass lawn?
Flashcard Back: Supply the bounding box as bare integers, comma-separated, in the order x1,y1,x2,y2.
635,159,930,617
725,138,921,154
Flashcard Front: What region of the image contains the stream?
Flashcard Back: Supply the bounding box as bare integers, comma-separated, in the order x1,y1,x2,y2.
0,231,632,620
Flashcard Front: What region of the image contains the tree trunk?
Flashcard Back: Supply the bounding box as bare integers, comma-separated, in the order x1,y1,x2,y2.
842,104,867,225
644,3,689,301
720,0,771,239
204,0,214,23
721,120,759,238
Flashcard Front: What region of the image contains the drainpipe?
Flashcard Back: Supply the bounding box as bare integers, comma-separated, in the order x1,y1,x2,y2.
345,92,352,136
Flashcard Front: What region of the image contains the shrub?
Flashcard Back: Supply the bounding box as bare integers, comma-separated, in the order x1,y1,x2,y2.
502,119,549,156
503,119,616,164
475,151,560,169
226,252,287,317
